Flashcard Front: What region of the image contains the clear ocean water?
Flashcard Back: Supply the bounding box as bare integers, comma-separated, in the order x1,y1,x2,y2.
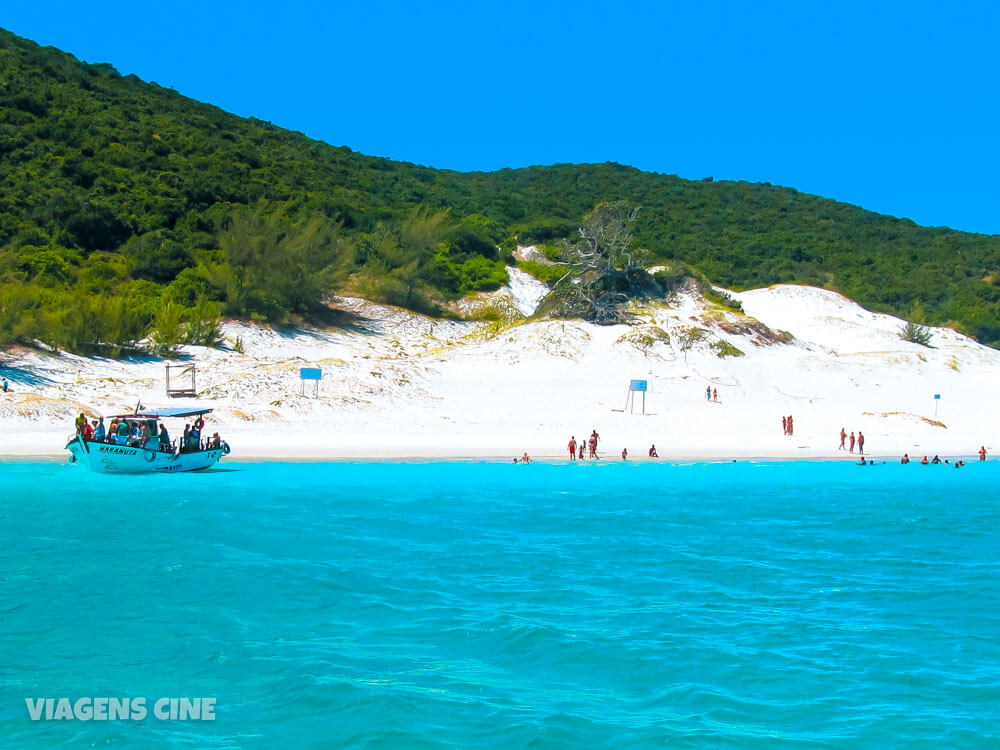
1,458,998,749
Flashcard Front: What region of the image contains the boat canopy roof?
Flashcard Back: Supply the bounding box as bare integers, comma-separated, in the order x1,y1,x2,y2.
109,407,213,420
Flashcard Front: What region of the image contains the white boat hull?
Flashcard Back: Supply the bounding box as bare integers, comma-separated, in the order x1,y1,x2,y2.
66,436,227,474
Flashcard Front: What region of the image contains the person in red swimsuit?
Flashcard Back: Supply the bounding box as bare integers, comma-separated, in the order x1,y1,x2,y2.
568,436,577,460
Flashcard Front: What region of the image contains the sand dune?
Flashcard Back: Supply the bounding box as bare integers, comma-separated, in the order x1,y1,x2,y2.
1,272,996,461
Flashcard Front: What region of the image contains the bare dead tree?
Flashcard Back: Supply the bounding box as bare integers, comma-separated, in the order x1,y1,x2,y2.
551,202,656,324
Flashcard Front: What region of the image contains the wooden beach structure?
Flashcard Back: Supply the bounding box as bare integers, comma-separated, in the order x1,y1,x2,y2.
165,363,197,398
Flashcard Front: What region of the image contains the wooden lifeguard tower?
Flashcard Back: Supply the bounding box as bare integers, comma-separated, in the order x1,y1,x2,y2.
165,363,197,398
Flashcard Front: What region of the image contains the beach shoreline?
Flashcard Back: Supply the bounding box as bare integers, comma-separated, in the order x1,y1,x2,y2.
0,433,980,465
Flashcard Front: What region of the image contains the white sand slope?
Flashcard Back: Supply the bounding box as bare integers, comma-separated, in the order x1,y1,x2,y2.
1,280,996,460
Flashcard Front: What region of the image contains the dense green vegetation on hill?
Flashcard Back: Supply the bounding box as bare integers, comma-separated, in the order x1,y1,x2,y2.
2,27,1000,353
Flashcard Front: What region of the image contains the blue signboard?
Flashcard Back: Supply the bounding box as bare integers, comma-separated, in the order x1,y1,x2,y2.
300,368,322,380
630,379,648,392
934,394,940,400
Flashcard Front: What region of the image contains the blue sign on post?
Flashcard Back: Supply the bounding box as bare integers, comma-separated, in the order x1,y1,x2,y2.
625,380,648,414
934,394,940,399
300,368,322,397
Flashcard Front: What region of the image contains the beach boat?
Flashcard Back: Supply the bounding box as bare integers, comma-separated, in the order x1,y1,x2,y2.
65,407,230,474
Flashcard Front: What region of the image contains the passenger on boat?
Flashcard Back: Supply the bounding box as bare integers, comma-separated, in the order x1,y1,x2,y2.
82,420,94,441
209,432,221,449
94,418,106,442
115,419,130,445
75,413,87,435
141,421,159,450
159,424,171,452
181,424,192,453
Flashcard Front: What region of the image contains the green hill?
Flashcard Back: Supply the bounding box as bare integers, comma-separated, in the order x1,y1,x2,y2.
2,27,999,353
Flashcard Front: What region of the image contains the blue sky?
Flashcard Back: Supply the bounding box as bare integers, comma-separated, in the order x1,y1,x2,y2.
5,2,998,234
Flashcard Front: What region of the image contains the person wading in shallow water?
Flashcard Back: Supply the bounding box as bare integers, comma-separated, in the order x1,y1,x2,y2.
567,436,577,461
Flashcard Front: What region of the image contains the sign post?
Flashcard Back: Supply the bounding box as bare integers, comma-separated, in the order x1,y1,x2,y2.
626,379,648,415
300,367,322,398
934,393,940,419
165,364,197,398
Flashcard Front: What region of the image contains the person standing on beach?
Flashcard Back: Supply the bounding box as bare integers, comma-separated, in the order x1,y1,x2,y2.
649,445,658,457
839,428,846,450
787,416,793,436
621,447,628,460
589,430,600,459
849,431,855,453
2,378,8,392
979,446,987,461
578,439,585,460
782,416,788,435
858,431,865,455
706,386,712,401
712,388,718,402
568,436,577,461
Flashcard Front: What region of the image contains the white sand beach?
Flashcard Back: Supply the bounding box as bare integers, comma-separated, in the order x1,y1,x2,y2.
1,270,996,461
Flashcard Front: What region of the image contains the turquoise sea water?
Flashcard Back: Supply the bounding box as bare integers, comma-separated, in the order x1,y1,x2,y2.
1,458,998,749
